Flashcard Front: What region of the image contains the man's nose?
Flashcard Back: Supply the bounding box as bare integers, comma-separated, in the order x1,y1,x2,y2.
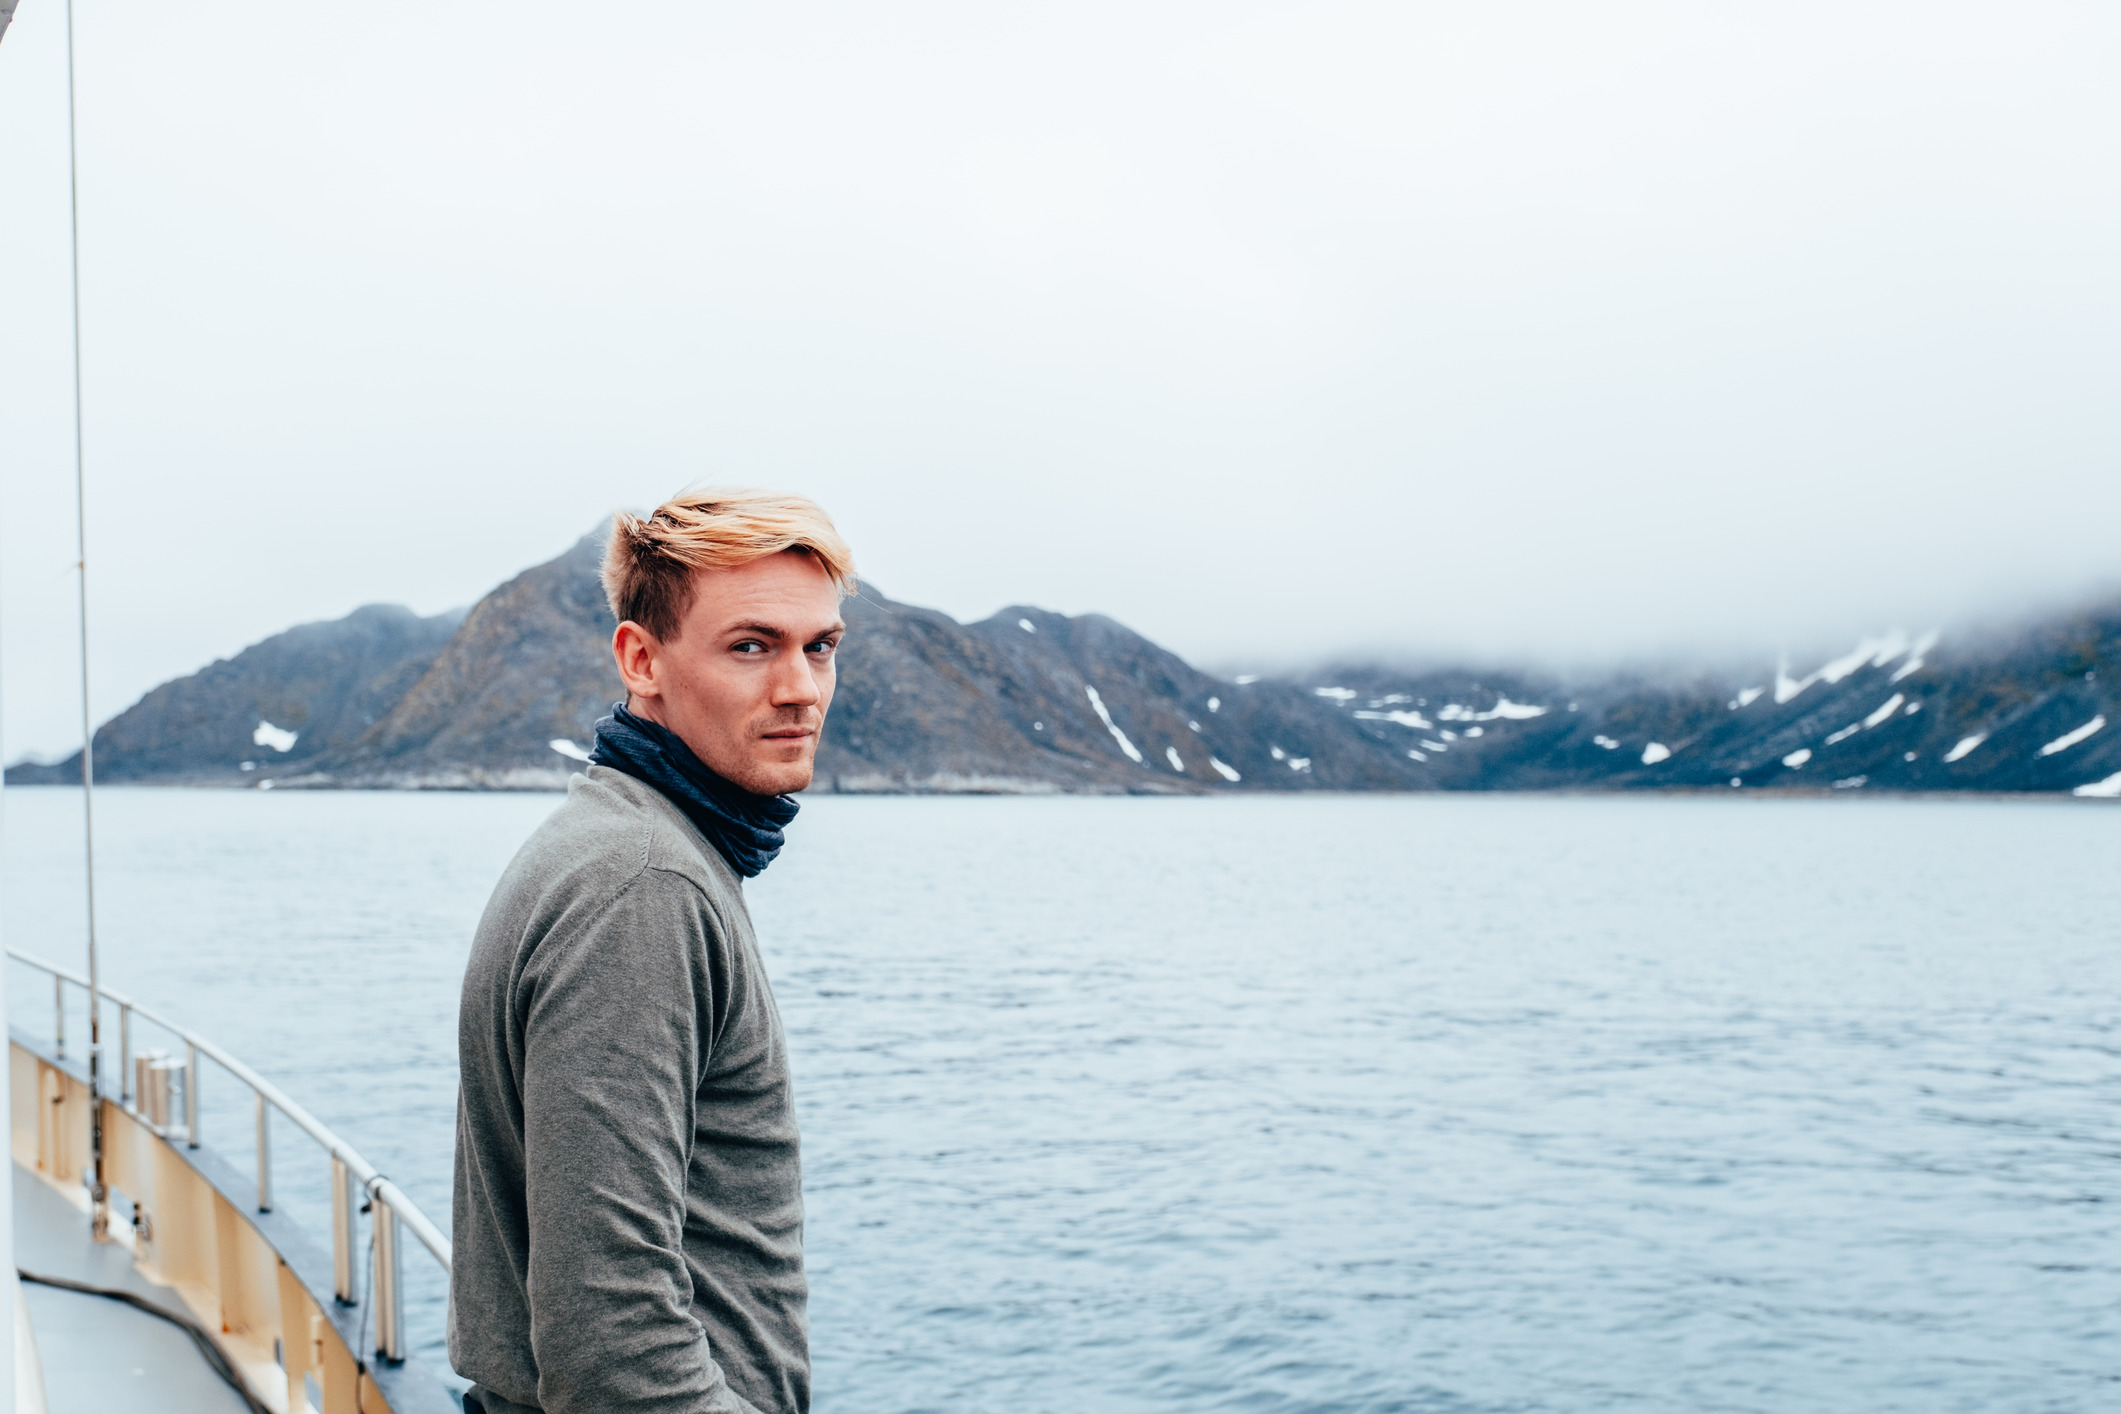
768,651,823,707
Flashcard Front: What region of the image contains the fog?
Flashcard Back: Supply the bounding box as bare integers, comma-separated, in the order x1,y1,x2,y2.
3,2,2117,760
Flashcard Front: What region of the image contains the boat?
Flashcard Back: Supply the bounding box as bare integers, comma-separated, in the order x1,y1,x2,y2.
1,2,461,1407
7,954,461,1413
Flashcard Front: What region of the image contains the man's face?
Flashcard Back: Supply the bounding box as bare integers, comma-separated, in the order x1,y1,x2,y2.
615,551,845,795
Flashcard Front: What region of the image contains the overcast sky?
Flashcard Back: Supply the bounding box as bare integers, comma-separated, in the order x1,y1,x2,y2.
3,2,2117,761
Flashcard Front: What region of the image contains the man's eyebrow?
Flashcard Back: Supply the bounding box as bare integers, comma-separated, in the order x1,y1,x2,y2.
724,620,846,639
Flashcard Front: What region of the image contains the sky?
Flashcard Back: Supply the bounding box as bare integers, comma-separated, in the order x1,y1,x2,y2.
2,1,2117,761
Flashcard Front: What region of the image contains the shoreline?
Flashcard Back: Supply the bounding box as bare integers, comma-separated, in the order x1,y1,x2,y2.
1,780,2112,804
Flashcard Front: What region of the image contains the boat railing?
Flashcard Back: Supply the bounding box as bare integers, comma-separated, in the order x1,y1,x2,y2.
6,947,450,1364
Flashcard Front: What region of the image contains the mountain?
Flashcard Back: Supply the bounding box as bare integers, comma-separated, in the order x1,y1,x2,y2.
278,532,626,788
255,533,1431,793
813,598,1425,793
7,529,2117,797
1292,598,2121,797
5,602,464,786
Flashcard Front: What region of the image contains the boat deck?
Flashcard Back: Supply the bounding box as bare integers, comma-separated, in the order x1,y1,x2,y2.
15,1161,252,1413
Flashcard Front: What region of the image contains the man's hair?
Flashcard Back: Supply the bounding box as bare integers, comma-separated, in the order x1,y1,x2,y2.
602,488,857,642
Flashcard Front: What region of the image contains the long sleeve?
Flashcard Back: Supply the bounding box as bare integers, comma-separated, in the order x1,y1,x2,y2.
517,870,760,1414
452,768,806,1413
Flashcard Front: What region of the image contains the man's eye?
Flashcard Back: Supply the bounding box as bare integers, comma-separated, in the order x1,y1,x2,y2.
807,640,837,657
732,641,766,654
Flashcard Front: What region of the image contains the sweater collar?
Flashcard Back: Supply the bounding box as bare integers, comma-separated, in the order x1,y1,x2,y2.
586,702,800,878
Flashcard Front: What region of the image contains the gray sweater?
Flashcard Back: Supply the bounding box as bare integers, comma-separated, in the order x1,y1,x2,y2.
450,767,807,1414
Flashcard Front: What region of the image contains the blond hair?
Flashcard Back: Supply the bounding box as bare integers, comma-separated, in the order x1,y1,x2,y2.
602,488,857,641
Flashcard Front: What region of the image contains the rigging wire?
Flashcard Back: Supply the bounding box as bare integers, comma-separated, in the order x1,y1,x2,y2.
61,0,110,1240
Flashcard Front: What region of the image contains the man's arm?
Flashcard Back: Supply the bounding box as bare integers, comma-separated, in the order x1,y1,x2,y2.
518,871,759,1414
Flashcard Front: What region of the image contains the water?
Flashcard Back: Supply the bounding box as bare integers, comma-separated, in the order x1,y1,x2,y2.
3,787,2117,1412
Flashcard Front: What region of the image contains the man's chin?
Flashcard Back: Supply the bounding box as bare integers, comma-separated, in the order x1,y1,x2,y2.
733,755,816,798
765,763,817,796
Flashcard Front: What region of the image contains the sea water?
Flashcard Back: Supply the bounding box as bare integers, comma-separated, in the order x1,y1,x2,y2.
2,788,2116,1413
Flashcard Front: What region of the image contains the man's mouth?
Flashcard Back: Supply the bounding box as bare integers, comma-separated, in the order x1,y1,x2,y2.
761,726,815,742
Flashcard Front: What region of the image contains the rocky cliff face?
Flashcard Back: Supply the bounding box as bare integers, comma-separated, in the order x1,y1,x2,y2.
812,597,1426,793
5,602,463,786
252,534,1430,793
282,532,624,788
8,528,2117,797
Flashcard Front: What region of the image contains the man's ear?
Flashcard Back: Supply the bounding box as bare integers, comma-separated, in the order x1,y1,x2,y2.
612,621,663,701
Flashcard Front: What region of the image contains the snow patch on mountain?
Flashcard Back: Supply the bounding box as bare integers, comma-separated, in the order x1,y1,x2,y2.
1355,709,1434,730
1776,633,1910,704
1889,630,1941,682
1437,698,1548,722
1083,686,1144,763
1863,694,1905,728
2038,717,2105,757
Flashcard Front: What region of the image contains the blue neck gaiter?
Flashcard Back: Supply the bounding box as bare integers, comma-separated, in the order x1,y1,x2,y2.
586,701,800,878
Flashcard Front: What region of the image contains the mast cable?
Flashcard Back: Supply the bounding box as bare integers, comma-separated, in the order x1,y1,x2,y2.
62,0,110,1241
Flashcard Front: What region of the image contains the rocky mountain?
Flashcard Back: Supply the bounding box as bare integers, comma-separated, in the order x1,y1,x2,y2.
814,597,1425,793
5,602,464,785
7,528,2117,797
1293,596,2121,798
286,532,626,788
237,533,1429,793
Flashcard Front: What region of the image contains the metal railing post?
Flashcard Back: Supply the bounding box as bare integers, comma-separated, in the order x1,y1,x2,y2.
54,975,65,1058
118,1002,132,1103
331,1156,358,1305
254,1093,272,1213
184,1042,200,1148
372,1190,404,1363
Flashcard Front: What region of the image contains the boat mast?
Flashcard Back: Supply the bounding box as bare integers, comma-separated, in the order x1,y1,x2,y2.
63,0,110,1242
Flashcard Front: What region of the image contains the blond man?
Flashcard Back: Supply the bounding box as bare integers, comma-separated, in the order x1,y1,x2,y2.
451,491,853,1414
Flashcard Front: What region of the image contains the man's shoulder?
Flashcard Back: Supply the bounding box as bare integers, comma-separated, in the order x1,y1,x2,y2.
505,766,740,911
470,768,747,986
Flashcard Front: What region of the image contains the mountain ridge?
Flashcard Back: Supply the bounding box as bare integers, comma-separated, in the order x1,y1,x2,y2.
8,532,2117,797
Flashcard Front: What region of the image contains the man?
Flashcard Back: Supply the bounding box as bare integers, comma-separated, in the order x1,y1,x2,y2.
451,489,854,1414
